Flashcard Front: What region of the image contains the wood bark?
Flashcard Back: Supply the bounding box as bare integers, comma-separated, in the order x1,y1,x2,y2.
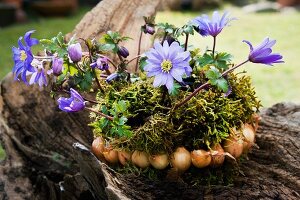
0,72,299,199
67,0,161,72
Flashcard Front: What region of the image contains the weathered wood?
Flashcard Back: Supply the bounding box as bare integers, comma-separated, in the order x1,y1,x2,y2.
1,69,300,199
67,0,161,72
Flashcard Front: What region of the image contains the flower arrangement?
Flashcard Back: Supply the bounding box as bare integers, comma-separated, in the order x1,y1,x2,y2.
12,11,283,184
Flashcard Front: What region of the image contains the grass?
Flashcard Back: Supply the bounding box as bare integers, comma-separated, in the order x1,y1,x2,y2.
1,6,299,107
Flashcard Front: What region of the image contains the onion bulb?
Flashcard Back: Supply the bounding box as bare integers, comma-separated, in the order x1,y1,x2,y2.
149,153,169,170
223,134,244,159
92,137,105,161
210,144,225,168
191,149,211,168
170,147,191,172
103,146,119,164
131,150,150,168
118,151,132,165
242,123,256,152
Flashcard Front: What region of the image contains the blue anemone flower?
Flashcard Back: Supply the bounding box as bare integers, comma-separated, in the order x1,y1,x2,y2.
12,30,39,84
243,38,284,65
28,59,47,88
57,88,85,112
191,11,235,37
144,41,191,92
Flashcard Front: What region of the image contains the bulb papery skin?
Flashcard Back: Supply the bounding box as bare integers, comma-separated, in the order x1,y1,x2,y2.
170,147,191,172
91,137,106,161
210,144,225,168
223,134,244,159
149,153,169,170
118,151,132,166
103,147,119,164
191,150,212,168
131,151,150,169
242,123,256,152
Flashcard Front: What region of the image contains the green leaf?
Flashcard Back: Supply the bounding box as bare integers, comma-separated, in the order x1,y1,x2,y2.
169,83,181,96
99,43,116,51
205,66,228,92
197,53,214,67
205,66,221,81
57,32,64,46
139,57,148,71
118,116,128,126
214,78,229,92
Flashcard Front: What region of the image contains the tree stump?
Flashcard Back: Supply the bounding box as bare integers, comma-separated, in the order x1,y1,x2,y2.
1,0,300,199
1,72,299,199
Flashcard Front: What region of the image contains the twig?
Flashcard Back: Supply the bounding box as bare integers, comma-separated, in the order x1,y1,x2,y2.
85,107,113,121
135,31,143,73
173,60,249,109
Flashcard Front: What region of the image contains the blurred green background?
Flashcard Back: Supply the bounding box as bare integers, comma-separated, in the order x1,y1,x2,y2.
1,5,299,107
0,2,299,160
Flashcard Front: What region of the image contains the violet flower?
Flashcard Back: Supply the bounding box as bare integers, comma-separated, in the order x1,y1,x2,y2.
57,88,85,112
28,59,47,88
191,11,235,37
144,41,191,92
90,57,109,71
243,38,284,65
12,30,39,84
68,43,82,62
48,57,63,76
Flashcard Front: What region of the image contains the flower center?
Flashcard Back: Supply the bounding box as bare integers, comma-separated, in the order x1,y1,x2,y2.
20,50,27,61
161,59,173,73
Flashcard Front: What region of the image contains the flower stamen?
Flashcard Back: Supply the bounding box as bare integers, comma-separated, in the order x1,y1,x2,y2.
161,59,173,73
20,50,27,61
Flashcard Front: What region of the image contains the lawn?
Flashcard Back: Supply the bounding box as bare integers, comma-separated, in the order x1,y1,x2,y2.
0,6,299,108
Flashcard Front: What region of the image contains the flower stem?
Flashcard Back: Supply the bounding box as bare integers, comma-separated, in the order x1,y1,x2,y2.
135,31,143,73
212,36,216,58
85,107,113,121
161,32,168,45
184,33,189,51
173,60,249,110
127,55,141,65
75,63,85,73
93,69,105,93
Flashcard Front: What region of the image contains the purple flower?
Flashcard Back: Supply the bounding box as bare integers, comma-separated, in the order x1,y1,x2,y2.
90,57,109,71
28,59,47,88
117,46,129,58
12,30,39,84
191,11,235,37
106,73,119,83
48,57,63,76
57,88,85,112
243,38,284,65
68,43,82,62
144,41,191,92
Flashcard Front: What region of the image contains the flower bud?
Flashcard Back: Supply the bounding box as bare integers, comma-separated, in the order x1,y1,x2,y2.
166,35,176,45
117,46,129,58
106,73,119,83
52,57,63,76
144,24,155,35
68,43,82,63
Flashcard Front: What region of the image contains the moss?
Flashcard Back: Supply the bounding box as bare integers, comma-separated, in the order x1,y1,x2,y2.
93,72,260,154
